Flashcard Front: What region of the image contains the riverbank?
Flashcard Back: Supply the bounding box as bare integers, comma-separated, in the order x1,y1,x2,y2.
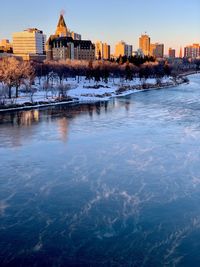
179,70,200,77
0,75,191,113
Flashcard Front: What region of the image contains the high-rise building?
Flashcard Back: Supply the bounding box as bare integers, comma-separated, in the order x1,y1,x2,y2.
179,47,183,58
103,43,111,60
126,45,133,57
115,41,132,58
12,28,46,60
95,41,103,59
184,44,200,58
150,43,156,56
139,34,150,56
150,43,164,58
95,41,110,60
115,41,125,58
168,48,176,58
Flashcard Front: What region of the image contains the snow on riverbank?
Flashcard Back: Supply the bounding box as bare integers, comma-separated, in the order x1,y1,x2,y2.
0,76,184,111
67,76,180,102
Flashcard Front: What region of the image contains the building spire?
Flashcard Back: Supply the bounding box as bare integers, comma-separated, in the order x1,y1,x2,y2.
57,14,67,28
55,12,68,37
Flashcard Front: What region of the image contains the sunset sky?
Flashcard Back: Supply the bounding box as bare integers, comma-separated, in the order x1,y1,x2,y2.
1,0,200,54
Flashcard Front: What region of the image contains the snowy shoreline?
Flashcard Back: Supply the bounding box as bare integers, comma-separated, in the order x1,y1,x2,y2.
0,75,192,113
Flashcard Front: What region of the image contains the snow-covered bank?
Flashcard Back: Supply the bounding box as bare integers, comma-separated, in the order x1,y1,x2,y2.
0,76,188,112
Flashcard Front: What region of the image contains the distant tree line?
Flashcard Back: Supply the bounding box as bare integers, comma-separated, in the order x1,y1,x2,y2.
33,59,173,84
116,55,156,66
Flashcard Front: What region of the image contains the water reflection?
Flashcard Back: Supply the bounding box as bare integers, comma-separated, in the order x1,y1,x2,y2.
0,102,117,126
0,110,40,126
0,102,120,147
57,118,68,142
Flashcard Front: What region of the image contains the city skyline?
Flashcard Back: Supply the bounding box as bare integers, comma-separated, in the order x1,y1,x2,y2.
0,0,200,54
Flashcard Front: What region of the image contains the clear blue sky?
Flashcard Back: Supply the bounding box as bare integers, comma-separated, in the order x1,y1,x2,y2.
1,0,200,54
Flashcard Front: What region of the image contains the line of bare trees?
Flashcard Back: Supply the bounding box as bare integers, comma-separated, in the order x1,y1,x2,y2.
1,56,199,105
33,59,175,85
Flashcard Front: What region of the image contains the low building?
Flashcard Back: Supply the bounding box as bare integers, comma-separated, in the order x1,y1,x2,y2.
0,39,13,53
74,40,95,61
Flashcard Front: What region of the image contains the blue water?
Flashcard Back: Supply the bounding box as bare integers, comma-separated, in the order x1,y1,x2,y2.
1,75,200,267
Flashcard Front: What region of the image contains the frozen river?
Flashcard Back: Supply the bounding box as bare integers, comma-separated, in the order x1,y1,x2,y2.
1,74,200,267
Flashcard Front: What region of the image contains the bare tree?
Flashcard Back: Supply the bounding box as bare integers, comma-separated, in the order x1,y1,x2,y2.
0,57,35,100
57,84,71,99
0,57,20,99
0,84,8,105
21,62,36,102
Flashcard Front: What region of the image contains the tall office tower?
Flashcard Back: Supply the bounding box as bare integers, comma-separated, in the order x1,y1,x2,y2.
169,48,176,58
139,34,150,56
184,44,200,58
95,41,103,59
95,41,111,60
12,28,46,60
125,44,133,57
179,47,183,58
103,43,111,60
115,41,132,58
150,43,164,58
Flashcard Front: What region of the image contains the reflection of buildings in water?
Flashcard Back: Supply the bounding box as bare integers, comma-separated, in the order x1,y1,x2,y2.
47,102,110,119
109,97,130,112
21,110,39,126
125,101,130,112
95,103,101,115
8,110,40,126
0,101,123,147
0,110,40,148
88,105,94,117
57,117,69,142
